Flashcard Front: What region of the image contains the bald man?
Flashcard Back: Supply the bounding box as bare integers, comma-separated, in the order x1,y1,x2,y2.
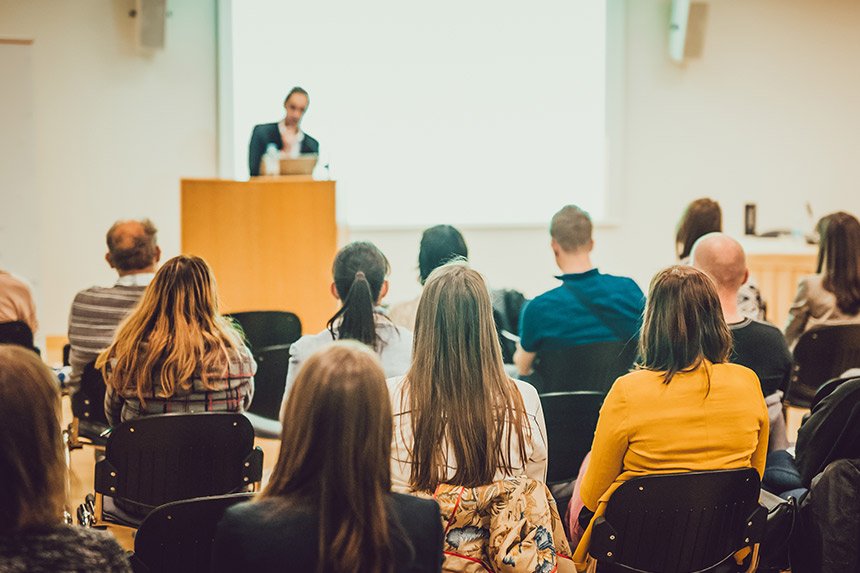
67,219,161,390
691,232,792,396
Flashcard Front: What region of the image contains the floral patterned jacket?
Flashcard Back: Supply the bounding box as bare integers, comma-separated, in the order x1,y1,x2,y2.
430,477,576,573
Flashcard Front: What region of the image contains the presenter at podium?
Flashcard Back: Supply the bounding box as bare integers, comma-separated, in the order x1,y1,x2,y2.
248,86,320,176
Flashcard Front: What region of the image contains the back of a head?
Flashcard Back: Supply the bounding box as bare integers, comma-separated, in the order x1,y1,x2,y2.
328,242,390,350
689,232,747,293
817,211,860,315
418,225,468,284
640,265,732,384
676,198,722,260
106,218,159,272
550,205,593,253
265,341,394,573
408,262,528,490
0,345,65,532
99,255,242,400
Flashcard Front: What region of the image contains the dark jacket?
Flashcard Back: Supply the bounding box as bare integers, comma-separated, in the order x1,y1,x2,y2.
211,493,442,572
248,122,320,176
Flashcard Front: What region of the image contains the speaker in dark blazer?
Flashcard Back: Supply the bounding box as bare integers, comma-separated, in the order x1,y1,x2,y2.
248,123,320,176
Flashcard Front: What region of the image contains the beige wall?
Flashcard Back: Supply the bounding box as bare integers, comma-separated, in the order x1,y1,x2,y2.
0,0,218,338
2,0,858,338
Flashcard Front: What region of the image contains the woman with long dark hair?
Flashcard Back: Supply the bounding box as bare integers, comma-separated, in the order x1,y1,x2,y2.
98,255,255,425
212,342,443,573
571,265,769,569
281,242,411,406
784,211,860,346
0,345,130,571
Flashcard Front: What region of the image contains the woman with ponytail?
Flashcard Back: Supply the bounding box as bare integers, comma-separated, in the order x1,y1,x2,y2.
281,242,412,409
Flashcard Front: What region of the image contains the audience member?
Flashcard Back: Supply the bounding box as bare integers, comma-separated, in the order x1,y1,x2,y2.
98,255,254,425
389,224,468,330
677,198,765,319
67,219,160,389
0,268,38,335
281,242,412,410
389,262,547,493
690,233,792,396
514,205,644,377
0,345,130,572
572,266,769,569
212,342,443,573
763,376,860,498
784,211,860,347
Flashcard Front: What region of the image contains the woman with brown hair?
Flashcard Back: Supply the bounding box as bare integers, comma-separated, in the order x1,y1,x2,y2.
388,262,547,493
212,341,443,573
98,255,255,425
0,344,130,572
784,211,860,347
571,265,769,569
676,198,722,261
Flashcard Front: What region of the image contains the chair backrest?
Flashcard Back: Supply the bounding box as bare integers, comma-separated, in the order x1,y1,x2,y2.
71,361,109,428
246,344,290,421
540,391,604,484
787,324,860,408
533,338,637,394
133,493,254,573
0,320,34,350
95,413,263,508
590,468,767,573
227,311,302,352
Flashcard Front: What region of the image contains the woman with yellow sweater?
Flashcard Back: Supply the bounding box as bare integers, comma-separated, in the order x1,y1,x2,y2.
573,265,769,570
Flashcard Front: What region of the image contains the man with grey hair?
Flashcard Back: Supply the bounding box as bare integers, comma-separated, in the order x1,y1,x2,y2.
67,219,161,389
691,232,792,449
514,205,645,377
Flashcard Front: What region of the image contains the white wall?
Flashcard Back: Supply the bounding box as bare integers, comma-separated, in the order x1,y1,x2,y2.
359,0,860,310
0,0,218,337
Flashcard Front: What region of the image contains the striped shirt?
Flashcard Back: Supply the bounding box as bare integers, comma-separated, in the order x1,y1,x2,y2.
104,345,256,426
67,280,150,388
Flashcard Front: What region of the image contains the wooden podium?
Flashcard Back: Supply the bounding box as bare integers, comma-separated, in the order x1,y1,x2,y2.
181,177,337,333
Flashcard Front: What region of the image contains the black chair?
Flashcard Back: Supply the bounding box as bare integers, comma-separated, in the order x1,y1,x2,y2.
67,361,110,450
0,320,35,351
532,338,638,394
590,468,767,573
785,324,860,409
227,311,302,352
85,412,263,528
131,493,254,573
244,343,290,438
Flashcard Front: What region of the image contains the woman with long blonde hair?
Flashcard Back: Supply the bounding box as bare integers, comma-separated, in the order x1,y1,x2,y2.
212,342,443,573
0,345,130,571
389,262,547,492
98,255,255,425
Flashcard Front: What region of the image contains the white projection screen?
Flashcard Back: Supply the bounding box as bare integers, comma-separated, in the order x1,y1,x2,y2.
227,0,606,227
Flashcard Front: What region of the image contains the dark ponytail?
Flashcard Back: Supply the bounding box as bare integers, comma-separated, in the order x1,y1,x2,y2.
327,242,390,351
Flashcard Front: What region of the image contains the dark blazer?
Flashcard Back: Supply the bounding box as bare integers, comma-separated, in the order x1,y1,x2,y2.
248,122,320,176
211,493,443,573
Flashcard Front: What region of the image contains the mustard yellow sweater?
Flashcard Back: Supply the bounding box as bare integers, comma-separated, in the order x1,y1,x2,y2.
573,361,769,570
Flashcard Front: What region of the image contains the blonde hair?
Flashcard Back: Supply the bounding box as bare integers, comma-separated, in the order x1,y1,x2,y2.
0,345,66,531
405,262,530,491
98,255,245,404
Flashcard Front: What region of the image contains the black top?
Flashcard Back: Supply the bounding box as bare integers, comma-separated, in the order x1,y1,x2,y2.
0,525,130,573
248,123,320,176
211,493,443,573
729,318,793,396
795,377,860,486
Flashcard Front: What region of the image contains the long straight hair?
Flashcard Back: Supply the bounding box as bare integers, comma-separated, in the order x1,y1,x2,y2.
97,255,245,404
676,198,722,260
262,341,398,573
327,242,390,351
405,262,530,491
639,265,732,384
0,345,66,532
816,212,860,315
